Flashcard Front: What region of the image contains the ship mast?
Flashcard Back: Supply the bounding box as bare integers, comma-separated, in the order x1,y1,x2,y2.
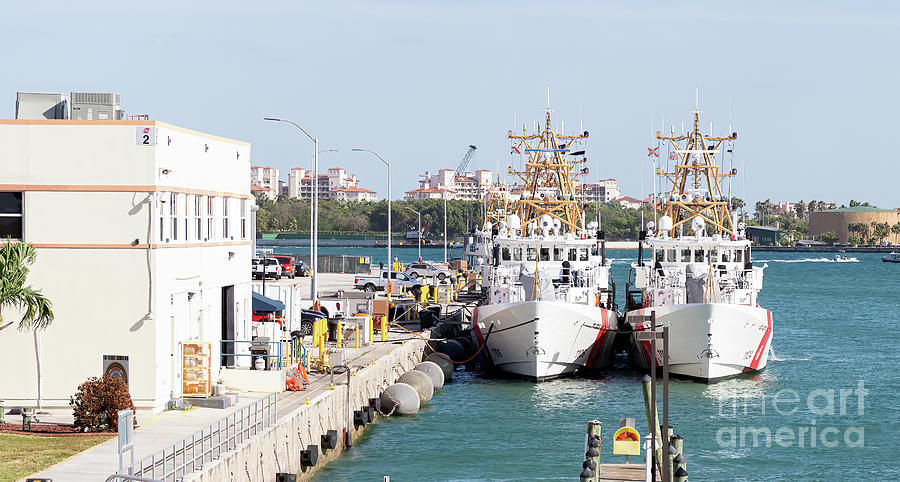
655,103,737,236
506,105,589,232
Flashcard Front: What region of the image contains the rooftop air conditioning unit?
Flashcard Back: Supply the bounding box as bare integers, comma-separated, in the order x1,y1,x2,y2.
15,92,69,119
71,92,125,120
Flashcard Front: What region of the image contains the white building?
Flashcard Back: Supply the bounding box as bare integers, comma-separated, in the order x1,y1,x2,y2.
407,169,492,200
250,165,279,200
287,166,375,201
577,179,620,203
0,118,254,411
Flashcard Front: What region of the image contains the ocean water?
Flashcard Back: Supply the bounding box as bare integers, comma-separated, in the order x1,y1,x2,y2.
314,250,900,481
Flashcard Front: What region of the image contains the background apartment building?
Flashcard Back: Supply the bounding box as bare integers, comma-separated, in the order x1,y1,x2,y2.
0,96,253,411
406,169,492,200
287,167,376,201
250,165,279,200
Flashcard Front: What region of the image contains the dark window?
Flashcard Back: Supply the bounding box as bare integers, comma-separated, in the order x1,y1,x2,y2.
0,192,23,214
0,192,23,239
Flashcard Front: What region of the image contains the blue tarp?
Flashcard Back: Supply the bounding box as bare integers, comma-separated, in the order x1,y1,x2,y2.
252,291,285,312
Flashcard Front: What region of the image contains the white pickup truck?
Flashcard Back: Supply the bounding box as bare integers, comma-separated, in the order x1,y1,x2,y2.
354,270,422,293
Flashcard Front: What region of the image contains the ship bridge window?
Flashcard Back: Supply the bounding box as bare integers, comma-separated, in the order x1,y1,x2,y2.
681,248,691,263
501,247,511,261
568,248,578,262
513,247,522,261
540,247,550,261
710,249,719,263
694,249,704,263
721,249,732,263
735,250,743,263
527,247,537,261
666,249,676,262
655,250,664,263
553,247,564,261
579,248,589,261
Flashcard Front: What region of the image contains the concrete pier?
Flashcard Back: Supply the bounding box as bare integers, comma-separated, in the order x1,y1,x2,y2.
183,336,427,481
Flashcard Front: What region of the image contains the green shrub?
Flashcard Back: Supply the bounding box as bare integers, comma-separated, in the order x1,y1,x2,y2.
71,375,136,432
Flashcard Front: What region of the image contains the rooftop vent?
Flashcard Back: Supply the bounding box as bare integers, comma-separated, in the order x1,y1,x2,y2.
71,92,124,120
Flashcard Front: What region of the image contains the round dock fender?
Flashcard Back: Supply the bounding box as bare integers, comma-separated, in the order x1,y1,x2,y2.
413,361,445,390
398,370,434,403
379,383,420,416
436,339,466,361
425,353,454,381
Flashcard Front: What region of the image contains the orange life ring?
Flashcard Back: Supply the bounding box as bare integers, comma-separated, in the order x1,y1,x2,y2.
296,363,309,384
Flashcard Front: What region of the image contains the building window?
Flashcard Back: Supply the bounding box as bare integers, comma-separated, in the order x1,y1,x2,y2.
169,193,178,241
0,192,24,239
194,195,202,241
158,193,166,242
223,197,230,239
240,199,247,239
184,194,191,243
207,196,215,241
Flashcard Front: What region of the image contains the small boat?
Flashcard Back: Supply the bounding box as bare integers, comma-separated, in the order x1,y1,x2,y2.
833,255,859,263
883,252,900,263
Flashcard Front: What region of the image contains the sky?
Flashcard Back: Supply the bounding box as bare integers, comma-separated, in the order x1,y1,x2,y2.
1,1,898,209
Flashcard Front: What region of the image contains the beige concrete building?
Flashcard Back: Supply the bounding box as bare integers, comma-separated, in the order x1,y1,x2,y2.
250,165,279,200
287,166,375,201
0,119,254,411
809,206,900,244
408,169,492,200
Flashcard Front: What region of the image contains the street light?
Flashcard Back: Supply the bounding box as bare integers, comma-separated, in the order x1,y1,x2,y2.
351,149,391,276
264,117,320,303
400,205,422,262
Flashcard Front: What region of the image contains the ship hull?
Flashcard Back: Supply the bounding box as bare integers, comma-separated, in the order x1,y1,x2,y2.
472,301,617,381
626,303,773,383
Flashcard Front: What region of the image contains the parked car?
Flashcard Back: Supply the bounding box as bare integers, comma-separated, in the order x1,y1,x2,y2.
405,262,452,280
294,260,310,277
354,270,421,294
273,255,296,279
252,258,282,280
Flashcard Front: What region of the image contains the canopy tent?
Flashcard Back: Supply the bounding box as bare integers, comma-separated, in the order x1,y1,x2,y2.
252,291,286,313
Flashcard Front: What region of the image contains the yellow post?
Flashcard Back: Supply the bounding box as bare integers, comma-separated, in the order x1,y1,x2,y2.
369,315,375,344
380,315,388,342
336,321,343,348
355,323,360,349
445,286,451,304
432,285,439,303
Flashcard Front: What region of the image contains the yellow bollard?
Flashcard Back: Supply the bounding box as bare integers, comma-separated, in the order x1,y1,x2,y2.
369,315,375,344
380,315,388,342
432,285,439,303
336,321,343,348
355,323,360,349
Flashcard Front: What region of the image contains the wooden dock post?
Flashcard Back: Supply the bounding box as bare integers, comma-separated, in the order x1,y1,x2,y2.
587,420,602,482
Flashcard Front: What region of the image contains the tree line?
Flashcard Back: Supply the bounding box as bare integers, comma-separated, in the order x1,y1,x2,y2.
255,194,656,240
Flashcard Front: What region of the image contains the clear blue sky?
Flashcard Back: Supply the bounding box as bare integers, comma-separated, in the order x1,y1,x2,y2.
2,1,897,209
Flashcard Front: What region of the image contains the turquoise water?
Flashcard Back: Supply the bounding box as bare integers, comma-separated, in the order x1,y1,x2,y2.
315,251,900,481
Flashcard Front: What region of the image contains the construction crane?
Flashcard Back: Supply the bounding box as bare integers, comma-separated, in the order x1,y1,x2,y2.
443,145,477,262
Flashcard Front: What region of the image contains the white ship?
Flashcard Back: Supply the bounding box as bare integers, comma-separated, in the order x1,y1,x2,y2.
471,104,618,381
624,103,773,383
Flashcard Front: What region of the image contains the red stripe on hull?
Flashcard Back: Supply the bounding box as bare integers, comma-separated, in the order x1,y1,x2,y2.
584,309,609,368
743,309,773,372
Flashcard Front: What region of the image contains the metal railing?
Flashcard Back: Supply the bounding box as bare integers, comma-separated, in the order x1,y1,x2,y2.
116,393,277,482
220,339,285,370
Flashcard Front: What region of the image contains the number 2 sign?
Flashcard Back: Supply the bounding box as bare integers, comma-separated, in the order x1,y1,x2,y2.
136,126,157,146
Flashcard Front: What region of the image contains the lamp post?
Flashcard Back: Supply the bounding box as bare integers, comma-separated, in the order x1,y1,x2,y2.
264,117,320,303
351,149,391,275
401,206,422,262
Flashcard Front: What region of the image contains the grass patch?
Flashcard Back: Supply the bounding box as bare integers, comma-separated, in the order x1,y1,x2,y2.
0,433,113,481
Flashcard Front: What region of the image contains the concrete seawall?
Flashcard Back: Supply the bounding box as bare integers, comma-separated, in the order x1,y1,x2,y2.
184,338,427,481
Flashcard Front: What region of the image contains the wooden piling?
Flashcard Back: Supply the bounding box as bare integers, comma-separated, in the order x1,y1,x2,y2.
641,375,662,477
587,420,602,482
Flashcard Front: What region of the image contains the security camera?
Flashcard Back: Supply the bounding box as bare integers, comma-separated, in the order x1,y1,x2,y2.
160,168,173,175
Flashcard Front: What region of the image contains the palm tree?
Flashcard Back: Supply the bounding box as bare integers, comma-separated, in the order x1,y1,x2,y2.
0,241,54,410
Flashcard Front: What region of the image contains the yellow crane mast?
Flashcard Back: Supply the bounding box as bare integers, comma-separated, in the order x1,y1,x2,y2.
506,108,590,232
655,109,738,236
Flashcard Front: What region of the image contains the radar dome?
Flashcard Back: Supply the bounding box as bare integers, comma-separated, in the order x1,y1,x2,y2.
507,214,522,230
658,215,673,231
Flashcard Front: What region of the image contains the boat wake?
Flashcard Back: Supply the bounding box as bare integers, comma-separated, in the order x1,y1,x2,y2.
755,257,855,263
